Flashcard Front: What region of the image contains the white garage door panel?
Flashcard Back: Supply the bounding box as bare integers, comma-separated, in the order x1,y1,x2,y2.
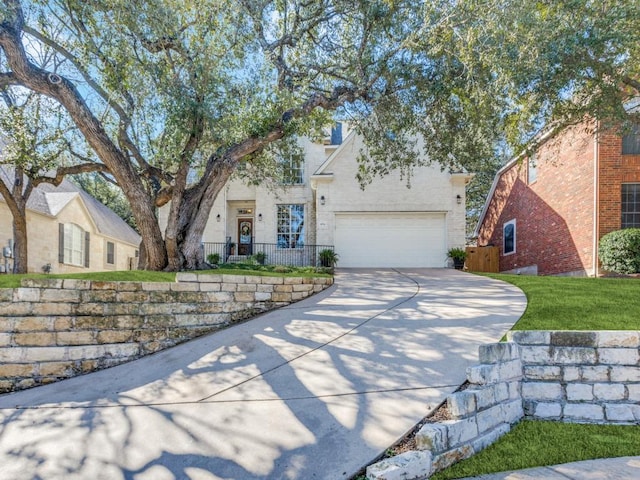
335,213,446,268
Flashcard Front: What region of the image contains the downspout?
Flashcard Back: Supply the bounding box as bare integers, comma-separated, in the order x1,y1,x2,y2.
592,126,599,276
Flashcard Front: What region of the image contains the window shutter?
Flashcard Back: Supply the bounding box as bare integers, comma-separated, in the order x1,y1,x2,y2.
84,231,90,268
58,223,65,263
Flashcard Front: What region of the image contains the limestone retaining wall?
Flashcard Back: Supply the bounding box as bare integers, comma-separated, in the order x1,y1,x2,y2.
0,272,332,393
367,330,640,480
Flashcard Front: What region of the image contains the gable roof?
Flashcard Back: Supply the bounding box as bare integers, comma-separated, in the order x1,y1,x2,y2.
0,166,141,246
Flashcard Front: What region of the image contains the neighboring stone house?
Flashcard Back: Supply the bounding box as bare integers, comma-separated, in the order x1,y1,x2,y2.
187,124,471,268
475,119,640,276
0,169,141,274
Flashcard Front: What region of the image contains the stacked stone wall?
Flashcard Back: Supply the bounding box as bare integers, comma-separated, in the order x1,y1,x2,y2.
0,272,332,393
367,330,640,480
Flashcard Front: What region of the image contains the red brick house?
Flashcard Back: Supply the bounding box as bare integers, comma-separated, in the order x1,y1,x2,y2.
475,120,640,276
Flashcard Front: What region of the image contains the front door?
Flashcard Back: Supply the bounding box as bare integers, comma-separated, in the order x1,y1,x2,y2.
238,218,253,255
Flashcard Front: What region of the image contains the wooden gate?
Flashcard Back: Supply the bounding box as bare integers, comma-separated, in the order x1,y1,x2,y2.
465,246,499,273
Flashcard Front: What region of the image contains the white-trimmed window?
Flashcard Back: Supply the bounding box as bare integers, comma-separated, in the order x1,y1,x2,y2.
622,183,640,228
503,219,516,255
277,204,305,248
106,241,115,265
59,223,89,267
280,152,304,185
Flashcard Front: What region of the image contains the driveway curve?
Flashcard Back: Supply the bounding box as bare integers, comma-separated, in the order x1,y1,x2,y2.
0,269,526,480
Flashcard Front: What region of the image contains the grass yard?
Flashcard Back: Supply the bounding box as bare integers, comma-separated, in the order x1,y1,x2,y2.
0,264,331,289
430,420,640,479
486,273,640,330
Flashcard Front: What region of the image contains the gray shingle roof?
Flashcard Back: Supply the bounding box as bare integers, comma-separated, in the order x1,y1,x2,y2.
0,166,141,246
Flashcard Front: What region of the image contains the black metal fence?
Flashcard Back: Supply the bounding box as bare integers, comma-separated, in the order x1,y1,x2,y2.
202,242,335,267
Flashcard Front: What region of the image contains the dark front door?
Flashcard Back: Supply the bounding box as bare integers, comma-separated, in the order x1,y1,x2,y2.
238,218,253,255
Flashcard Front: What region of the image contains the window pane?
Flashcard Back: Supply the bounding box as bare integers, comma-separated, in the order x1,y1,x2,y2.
106,242,115,264
280,153,304,185
622,124,640,155
277,204,305,248
503,220,516,255
63,224,85,266
622,184,640,228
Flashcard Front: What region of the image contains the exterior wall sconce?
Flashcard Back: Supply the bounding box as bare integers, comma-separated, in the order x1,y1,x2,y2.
216,214,221,222
320,195,326,206
258,213,263,221
456,194,462,205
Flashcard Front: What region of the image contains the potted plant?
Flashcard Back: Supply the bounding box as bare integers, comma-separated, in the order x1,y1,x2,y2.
319,249,339,268
255,252,267,265
206,253,220,265
447,247,467,270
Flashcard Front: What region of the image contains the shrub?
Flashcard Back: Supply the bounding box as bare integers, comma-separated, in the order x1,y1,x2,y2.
319,249,339,267
254,252,267,265
598,228,640,274
206,253,221,265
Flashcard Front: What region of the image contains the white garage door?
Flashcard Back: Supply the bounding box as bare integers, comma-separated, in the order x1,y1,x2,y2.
334,212,447,268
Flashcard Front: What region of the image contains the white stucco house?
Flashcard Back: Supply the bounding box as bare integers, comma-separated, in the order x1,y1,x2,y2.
196,124,471,268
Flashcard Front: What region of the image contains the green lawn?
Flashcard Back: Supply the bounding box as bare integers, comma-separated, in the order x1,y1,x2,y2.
0,264,331,289
431,420,640,480
487,274,640,330
427,273,640,480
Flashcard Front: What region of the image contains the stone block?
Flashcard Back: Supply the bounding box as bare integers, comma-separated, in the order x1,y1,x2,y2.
467,386,495,410
521,382,562,401
551,331,597,347
604,404,638,423
479,343,519,364
552,347,597,365
563,366,580,382
199,283,221,292
141,282,173,291
54,317,73,331
14,332,56,347
176,272,198,282
476,404,504,432
593,383,625,401
24,346,69,362
234,292,255,303
292,284,314,292
41,289,80,303
498,360,523,380
62,279,92,290
0,302,32,316
272,293,292,302
291,292,307,301
97,330,133,344
415,423,448,452
431,445,474,472
566,383,593,401
598,348,639,365
56,331,96,346
244,276,262,284
261,276,284,285
115,282,142,292
75,303,106,316
116,292,149,303
443,417,478,447
0,346,27,362
508,381,521,400
255,292,272,302
104,303,140,315
90,281,119,290
13,288,41,302
0,363,34,377
237,284,257,292
257,284,274,293
75,316,114,329
467,364,497,385
38,361,75,377
195,274,223,283
221,283,238,292
471,423,510,454
563,403,604,422
366,450,432,480
170,282,199,292
284,277,303,285
274,284,293,293
580,366,610,382
533,402,562,419
206,292,234,303
524,365,562,381
0,289,12,301
447,391,477,419
0,333,10,347
33,303,72,315
13,317,53,332
610,366,640,382
597,331,640,348
21,278,63,289
508,330,550,345
502,399,524,424
222,274,247,284
519,346,552,364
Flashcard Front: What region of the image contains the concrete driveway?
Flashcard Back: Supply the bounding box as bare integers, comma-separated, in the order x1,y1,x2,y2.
0,269,526,480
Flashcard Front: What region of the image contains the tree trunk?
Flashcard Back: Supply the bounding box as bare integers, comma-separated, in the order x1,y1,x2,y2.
11,212,28,274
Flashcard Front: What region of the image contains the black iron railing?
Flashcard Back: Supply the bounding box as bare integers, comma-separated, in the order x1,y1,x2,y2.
202,242,335,267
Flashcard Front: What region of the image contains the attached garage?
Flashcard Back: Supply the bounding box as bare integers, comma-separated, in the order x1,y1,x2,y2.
334,212,447,268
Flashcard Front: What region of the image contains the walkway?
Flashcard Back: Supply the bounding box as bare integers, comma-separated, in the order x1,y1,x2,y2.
0,269,525,480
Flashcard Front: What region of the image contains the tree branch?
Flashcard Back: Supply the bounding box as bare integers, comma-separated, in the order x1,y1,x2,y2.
31,162,110,187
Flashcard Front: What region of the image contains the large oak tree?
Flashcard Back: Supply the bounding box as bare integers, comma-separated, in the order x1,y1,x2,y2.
0,0,638,270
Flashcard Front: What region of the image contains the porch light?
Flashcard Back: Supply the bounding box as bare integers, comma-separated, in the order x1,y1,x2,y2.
216,214,221,222
320,195,326,206
456,194,462,205
258,213,263,221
